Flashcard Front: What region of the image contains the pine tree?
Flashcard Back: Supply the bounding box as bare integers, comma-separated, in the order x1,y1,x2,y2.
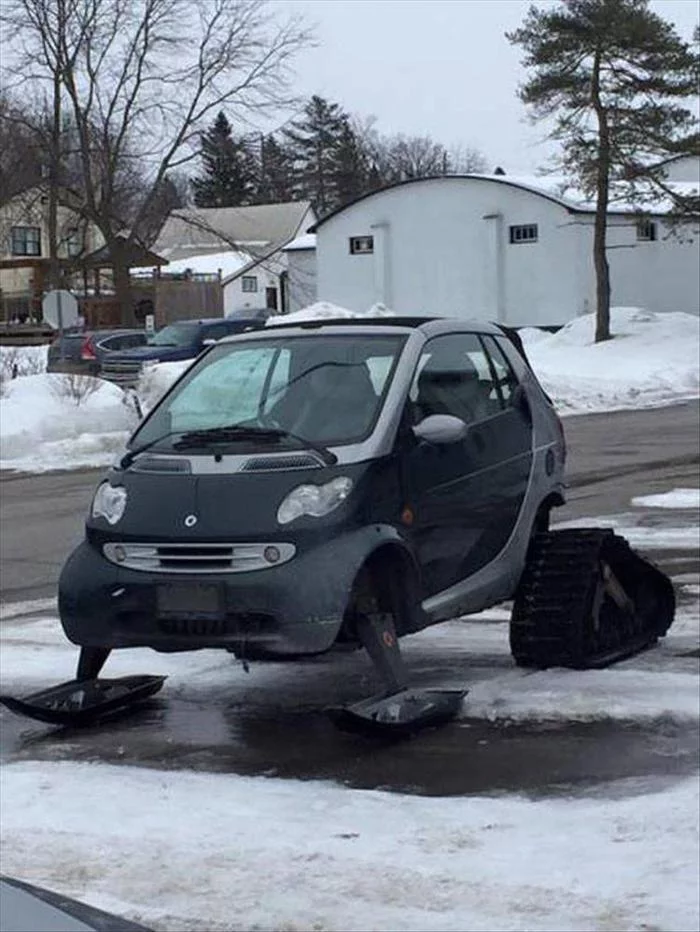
508,0,699,342
332,119,368,207
190,111,258,208
284,95,348,214
255,134,295,203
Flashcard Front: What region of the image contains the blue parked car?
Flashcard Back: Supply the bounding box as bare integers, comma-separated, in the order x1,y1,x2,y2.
100,317,264,387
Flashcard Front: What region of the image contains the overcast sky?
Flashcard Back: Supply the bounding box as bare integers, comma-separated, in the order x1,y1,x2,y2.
276,0,699,174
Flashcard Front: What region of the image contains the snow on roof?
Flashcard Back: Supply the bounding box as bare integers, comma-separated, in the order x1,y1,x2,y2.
312,174,699,230
132,249,252,279
283,233,317,251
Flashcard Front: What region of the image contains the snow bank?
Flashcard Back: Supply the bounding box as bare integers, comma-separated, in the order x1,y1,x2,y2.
0,373,137,473
632,488,700,510
1,304,697,473
523,307,700,415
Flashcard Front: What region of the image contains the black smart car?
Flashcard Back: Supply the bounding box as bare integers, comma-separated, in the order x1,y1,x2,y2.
4,317,672,734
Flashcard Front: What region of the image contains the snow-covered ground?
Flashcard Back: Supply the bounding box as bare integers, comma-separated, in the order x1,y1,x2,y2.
0,305,698,474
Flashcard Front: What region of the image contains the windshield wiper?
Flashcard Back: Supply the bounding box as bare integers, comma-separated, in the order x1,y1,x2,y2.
173,424,338,466
119,430,186,469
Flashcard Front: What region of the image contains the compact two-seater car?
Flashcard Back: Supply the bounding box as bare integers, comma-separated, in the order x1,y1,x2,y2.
2,317,674,733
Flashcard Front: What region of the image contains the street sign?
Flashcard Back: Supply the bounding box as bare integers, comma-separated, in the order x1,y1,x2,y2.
145,313,155,333
42,290,79,330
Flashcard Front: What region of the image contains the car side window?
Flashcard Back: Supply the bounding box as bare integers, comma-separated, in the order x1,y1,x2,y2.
482,335,520,406
410,333,502,425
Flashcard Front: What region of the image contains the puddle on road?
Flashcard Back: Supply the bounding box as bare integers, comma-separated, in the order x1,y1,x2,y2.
2,695,697,800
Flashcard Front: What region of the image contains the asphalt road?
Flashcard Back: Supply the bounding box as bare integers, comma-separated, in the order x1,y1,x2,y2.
1,400,698,603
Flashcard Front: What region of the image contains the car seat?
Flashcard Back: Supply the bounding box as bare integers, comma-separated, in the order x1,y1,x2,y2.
271,362,378,442
415,353,490,424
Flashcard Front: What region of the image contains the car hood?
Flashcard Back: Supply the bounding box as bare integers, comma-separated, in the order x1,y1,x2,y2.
106,345,192,362
86,458,399,546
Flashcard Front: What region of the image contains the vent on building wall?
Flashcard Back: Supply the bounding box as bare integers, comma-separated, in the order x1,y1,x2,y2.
509,224,538,244
349,235,374,255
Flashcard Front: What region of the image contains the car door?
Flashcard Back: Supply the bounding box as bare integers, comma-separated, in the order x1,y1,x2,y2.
399,331,533,598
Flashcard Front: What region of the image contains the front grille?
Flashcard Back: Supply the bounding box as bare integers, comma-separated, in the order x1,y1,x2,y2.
103,541,295,573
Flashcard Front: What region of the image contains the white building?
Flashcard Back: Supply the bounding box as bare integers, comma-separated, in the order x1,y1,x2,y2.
310,158,699,327
282,233,317,313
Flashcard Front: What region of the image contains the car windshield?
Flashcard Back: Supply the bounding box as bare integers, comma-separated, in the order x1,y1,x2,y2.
130,333,407,451
148,323,199,346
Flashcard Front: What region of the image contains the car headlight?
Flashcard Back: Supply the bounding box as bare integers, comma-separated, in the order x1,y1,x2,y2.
277,477,353,525
91,482,127,525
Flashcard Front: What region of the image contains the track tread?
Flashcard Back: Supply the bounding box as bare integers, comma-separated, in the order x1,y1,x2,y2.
510,528,675,670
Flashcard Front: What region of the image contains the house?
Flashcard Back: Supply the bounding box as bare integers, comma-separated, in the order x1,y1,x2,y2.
307,157,700,327
0,186,103,321
152,201,316,316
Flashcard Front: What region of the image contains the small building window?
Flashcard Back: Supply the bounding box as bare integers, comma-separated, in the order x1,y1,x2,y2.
509,224,538,244
65,230,83,258
349,235,374,255
636,220,657,242
241,275,258,293
10,226,41,256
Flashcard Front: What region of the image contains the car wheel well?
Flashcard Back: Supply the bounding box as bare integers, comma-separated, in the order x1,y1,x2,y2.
534,492,564,533
340,544,418,642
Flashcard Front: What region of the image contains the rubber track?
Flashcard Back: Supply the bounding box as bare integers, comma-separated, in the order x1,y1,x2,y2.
510,528,675,670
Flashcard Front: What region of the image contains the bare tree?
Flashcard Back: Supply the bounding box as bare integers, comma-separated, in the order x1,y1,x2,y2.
1,0,312,324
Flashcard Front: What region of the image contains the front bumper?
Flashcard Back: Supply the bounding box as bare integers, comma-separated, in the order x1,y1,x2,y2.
58,527,402,655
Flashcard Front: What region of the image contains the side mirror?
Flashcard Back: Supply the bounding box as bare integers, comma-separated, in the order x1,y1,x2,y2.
413,414,468,445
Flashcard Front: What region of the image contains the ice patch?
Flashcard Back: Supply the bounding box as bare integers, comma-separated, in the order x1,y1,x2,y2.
632,488,700,511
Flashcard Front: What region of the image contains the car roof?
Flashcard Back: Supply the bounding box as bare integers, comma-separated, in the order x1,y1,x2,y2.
232,315,506,337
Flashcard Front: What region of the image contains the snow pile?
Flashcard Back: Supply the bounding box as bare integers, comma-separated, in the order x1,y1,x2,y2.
632,488,700,510
523,307,700,414
0,373,137,473
266,300,396,325
135,360,192,415
1,304,698,473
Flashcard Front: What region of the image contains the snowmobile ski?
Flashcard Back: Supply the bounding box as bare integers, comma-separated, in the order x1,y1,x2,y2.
510,528,675,669
0,675,167,727
328,687,467,737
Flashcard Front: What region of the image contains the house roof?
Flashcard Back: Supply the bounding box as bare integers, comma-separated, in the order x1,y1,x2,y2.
283,233,317,251
152,201,313,264
310,174,698,231
80,237,167,269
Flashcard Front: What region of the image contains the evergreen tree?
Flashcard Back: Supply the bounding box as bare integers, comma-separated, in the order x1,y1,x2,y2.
255,134,295,203
332,119,368,207
508,0,699,342
284,95,348,214
191,111,258,208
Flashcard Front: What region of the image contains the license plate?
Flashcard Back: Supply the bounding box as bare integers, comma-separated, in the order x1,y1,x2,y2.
156,584,224,618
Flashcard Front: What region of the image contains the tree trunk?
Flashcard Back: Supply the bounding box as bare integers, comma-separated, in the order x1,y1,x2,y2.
111,240,134,326
591,48,611,343
47,69,61,295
